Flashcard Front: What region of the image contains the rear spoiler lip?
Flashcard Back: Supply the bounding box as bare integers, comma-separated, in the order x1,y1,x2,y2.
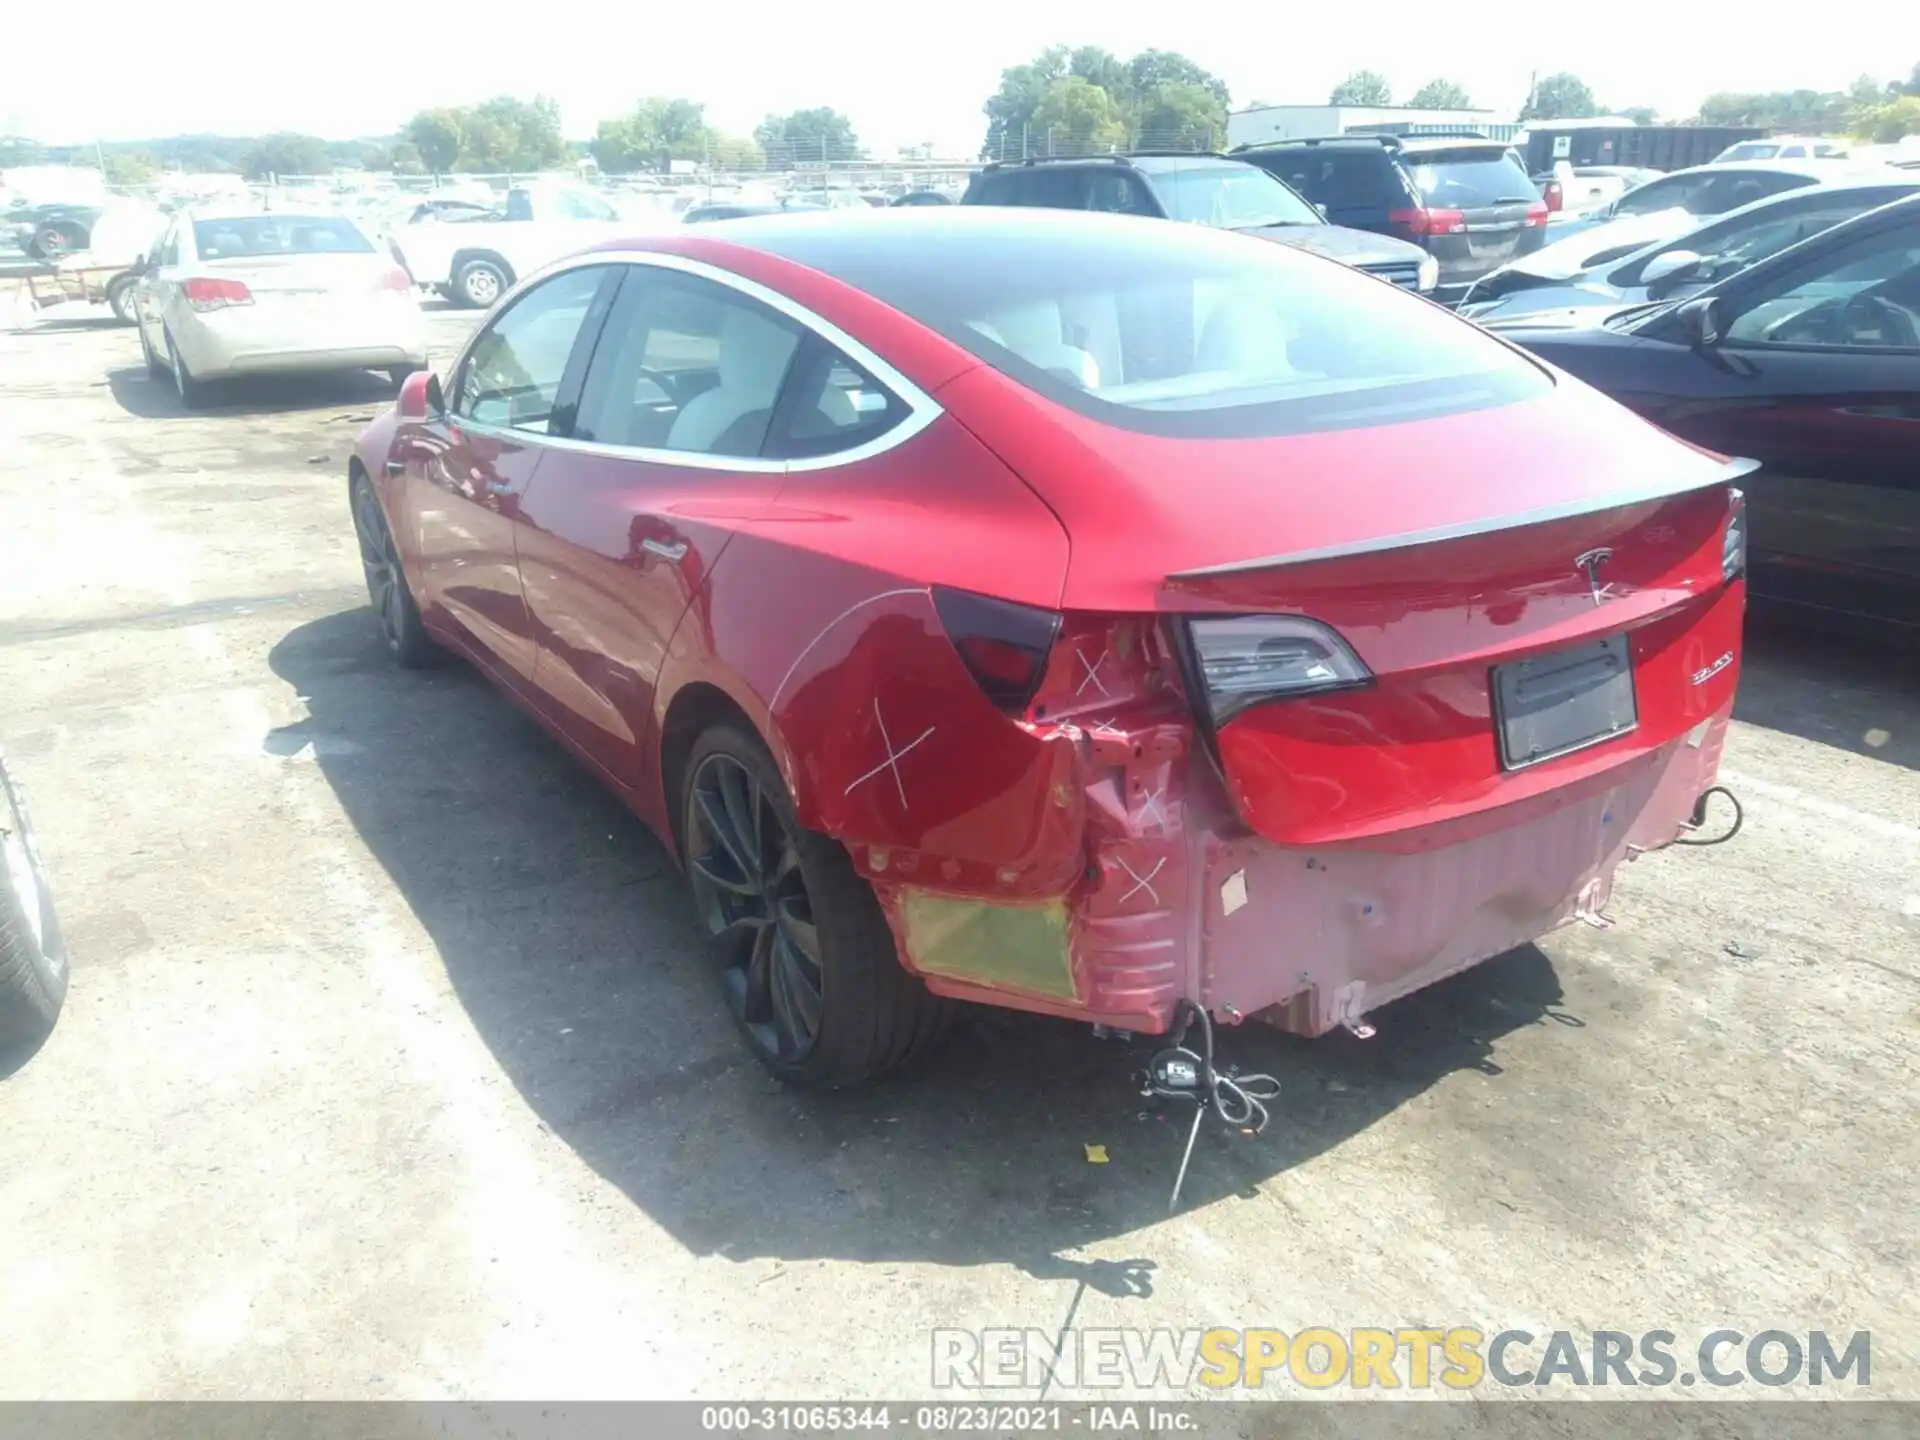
1165,457,1759,582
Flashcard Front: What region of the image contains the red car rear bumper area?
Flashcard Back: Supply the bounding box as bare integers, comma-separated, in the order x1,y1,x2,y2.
868,704,1731,1039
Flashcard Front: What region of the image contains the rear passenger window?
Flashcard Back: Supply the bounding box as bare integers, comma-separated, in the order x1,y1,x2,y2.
767,341,909,460
993,168,1088,209
1087,172,1156,216
1282,153,1398,211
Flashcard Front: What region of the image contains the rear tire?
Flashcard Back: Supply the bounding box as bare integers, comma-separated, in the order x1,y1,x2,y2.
452,257,509,309
681,723,951,1087
0,757,68,1050
164,329,207,409
139,322,164,379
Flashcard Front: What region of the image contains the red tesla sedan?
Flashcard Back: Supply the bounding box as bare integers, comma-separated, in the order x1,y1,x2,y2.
350,208,1750,1086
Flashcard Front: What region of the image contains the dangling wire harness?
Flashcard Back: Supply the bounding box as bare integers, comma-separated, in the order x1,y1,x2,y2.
1673,785,1743,847
1140,999,1281,1214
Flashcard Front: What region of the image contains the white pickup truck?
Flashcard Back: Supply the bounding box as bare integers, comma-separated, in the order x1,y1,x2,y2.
392,182,636,309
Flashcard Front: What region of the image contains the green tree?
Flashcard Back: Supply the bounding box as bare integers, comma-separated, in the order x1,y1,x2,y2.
755,108,860,165
1330,71,1392,106
980,46,1228,159
239,132,329,179
405,110,465,173
592,97,723,171
1695,89,1850,132
1067,45,1129,98
100,150,155,185
1520,73,1601,121
1132,81,1228,150
1030,76,1127,155
1408,79,1472,109
459,95,566,171
1126,50,1230,109
1854,93,1920,140
389,141,426,175
1620,106,1660,126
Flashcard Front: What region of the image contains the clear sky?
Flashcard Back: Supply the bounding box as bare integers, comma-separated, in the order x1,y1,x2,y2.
10,0,1912,154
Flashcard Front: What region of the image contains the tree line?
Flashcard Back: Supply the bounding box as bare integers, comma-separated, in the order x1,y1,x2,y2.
1314,64,1920,134
5,56,1915,186
0,96,866,183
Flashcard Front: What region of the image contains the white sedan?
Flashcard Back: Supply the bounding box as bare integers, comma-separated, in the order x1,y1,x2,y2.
133,209,428,408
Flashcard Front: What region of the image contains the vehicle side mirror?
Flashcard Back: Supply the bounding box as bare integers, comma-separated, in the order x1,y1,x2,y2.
1641,250,1701,289
1677,296,1724,348
396,369,443,420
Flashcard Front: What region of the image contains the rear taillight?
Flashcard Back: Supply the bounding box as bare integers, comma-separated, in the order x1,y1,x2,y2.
933,586,1061,714
1186,616,1372,724
1388,206,1465,237
1543,181,1564,213
376,265,413,291
1723,488,1747,581
1524,200,1550,227
182,277,253,312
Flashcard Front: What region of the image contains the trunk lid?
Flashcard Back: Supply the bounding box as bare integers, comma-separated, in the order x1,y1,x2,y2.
201,251,396,300
939,365,1750,845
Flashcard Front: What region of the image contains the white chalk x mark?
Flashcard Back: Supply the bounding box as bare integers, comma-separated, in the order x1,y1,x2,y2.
843,698,936,810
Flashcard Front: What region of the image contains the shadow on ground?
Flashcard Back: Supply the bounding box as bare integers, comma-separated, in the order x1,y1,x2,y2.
107,364,403,421
1736,614,1920,772
268,608,1574,1275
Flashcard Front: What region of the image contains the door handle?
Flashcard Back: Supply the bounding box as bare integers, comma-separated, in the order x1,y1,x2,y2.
641,538,688,561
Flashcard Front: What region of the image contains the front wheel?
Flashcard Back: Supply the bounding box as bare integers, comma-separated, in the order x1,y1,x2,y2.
351,473,437,667
682,724,951,1087
0,757,68,1049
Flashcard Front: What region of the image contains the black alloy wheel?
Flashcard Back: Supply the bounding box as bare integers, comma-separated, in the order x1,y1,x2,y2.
686,751,824,1064
350,477,434,666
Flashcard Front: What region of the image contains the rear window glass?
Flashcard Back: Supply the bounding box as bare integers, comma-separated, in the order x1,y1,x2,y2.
750,216,1548,439
1406,149,1536,208
1144,162,1319,229
191,216,373,259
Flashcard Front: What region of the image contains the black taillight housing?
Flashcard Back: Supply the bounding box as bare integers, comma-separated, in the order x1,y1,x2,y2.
933,586,1061,714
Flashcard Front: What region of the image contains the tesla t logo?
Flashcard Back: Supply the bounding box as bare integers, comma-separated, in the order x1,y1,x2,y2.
1574,547,1615,606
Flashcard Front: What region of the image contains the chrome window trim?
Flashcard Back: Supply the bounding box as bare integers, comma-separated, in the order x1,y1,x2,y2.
445,247,943,474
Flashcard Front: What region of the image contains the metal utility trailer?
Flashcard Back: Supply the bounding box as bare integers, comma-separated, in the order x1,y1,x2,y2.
19,261,139,324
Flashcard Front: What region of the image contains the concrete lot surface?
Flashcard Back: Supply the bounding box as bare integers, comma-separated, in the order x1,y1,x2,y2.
0,301,1915,1423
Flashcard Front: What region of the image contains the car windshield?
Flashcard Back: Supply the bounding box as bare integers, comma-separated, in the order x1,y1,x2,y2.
191,215,374,258
1144,162,1320,229
752,215,1548,439
1720,144,1780,162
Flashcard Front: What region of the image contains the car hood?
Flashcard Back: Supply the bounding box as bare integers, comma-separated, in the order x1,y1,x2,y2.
1460,282,1634,322
1242,222,1427,267
1478,300,1652,334
1501,210,1698,281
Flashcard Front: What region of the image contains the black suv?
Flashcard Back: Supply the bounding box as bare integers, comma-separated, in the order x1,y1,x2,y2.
1234,136,1547,303
962,153,1436,294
